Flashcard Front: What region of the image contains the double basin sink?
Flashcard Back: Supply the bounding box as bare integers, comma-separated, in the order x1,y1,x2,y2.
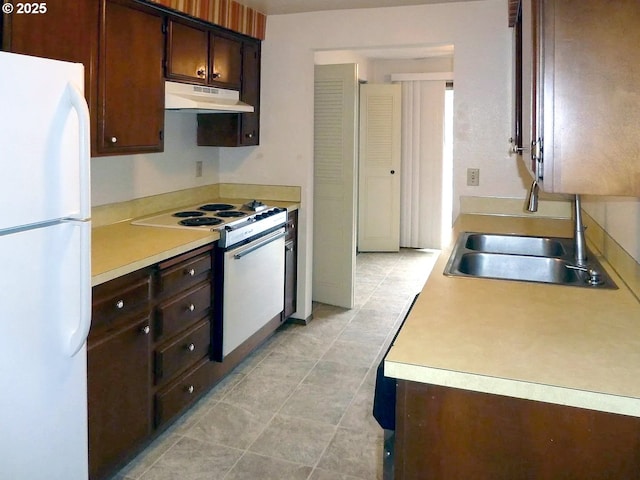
444,232,617,289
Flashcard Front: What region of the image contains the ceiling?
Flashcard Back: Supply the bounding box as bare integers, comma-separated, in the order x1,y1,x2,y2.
239,0,481,15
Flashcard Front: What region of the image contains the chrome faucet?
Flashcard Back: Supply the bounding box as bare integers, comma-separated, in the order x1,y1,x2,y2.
573,194,587,266
526,180,539,213
525,181,587,266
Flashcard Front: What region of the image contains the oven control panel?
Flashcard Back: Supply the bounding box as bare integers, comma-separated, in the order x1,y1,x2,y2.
218,208,287,248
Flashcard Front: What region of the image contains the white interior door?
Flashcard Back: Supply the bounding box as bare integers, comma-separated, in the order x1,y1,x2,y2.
312,64,358,308
358,83,402,252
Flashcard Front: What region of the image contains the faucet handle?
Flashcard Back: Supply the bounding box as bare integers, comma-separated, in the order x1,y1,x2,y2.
566,264,603,286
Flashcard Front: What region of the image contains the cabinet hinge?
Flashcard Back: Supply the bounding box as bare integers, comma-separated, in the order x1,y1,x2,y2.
159,130,164,141
161,23,167,34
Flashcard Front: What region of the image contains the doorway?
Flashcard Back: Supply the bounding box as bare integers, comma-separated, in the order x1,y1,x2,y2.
313,59,454,309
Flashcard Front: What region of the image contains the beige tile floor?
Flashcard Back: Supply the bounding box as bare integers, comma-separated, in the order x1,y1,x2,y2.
110,248,439,480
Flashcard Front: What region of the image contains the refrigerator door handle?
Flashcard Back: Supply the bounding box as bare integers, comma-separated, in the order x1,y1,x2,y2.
66,82,91,220
65,221,91,357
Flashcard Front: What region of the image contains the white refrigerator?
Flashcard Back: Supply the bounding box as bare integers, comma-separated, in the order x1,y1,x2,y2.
0,52,91,480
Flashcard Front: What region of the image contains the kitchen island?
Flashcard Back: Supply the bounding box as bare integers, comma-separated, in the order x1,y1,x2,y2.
385,213,640,479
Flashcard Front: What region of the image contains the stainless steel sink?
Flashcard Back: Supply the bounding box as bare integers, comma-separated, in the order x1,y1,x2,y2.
464,233,567,257
456,252,580,284
444,232,617,289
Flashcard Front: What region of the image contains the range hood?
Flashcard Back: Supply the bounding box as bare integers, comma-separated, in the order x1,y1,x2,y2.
165,81,254,113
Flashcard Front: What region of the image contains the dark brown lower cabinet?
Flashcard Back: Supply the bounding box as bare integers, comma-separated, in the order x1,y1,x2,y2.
395,380,640,480
89,240,290,479
88,314,152,480
283,209,298,320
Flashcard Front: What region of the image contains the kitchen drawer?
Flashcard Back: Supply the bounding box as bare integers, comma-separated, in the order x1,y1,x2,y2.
92,270,152,331
155,282,211,339
154,319,210,384
157,251,212,298
154,356,213,427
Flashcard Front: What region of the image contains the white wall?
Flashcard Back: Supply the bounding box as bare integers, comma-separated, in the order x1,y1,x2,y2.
91,112,219,206
314,51,373,80
584,198,640,262
216,0,515,320
370,56,454,83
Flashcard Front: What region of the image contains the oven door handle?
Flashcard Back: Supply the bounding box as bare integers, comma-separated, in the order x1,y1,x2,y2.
232,229,286,260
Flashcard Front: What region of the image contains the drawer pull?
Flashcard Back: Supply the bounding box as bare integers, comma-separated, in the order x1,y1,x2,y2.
186,343,195,352
115,299,124,309
187,268,196,277
186,385,194,394
141,325,150,335
188,303,195,312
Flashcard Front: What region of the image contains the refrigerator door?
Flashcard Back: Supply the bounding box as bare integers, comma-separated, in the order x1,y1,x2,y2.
0,51,91,229
0,220,91,480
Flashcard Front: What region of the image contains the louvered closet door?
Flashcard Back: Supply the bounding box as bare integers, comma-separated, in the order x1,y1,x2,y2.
358,84,402,252
313,64,358,308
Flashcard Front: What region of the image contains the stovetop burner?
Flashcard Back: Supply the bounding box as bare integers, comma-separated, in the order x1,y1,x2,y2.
216,211,246,218
173,211,205,218
199,203,235,212
178,217,224,227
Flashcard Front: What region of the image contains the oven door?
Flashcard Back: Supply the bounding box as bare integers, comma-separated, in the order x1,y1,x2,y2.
222,228,285,358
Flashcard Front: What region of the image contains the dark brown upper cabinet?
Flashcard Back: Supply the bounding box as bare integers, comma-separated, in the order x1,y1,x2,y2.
197,38,261,147
166,19,242,90
97,0,165,155
519,0,640,196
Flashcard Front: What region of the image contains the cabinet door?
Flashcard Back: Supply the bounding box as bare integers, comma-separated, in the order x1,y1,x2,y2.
97,0,164,155
520,0,541,181
165,20,209,84
239,40,261,145
209,33,242,89
196,38,261,147
2,0,97,95
522,0,640,195
88,314,152,480
283,210,298,319
510,2,523,155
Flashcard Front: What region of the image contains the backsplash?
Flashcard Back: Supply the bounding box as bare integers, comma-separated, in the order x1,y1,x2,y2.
583,197,640,300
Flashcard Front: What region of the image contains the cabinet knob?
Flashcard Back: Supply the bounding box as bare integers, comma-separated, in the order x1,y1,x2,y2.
196,67,206,78
246,132,254,139
187,268,196,277
186,385,194,394
210,72,221,79
109,136,117,144
141,325,150,335
186,343,195,352
188,303,195,312
115,299,124,309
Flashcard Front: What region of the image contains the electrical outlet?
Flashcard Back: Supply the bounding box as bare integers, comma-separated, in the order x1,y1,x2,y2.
467,168,480,186
195,161,203,178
